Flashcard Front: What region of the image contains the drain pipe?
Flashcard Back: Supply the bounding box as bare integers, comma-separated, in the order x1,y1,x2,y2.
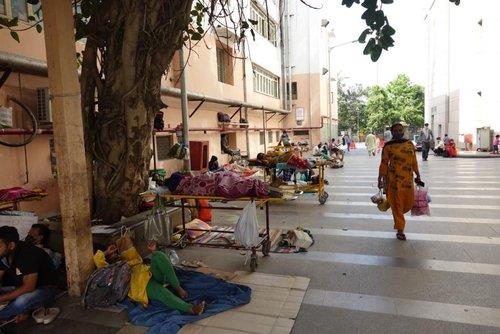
179,46,191,172
242,39,250,158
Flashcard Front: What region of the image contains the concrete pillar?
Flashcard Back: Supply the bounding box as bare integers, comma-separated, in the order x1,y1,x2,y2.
41,0,94,296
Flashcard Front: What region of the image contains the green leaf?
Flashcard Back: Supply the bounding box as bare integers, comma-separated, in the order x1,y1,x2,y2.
361,0,377,9
358,28,371,43
370,44,382,62
342,0,359,8
8,17,19,27
10,31,20,43
382,24,396,36
361,9,373,20
363,38,375,55
191,32,202,40
35,24,42,33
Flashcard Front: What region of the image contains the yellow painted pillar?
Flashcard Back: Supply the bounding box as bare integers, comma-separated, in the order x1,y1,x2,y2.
40,0,94,296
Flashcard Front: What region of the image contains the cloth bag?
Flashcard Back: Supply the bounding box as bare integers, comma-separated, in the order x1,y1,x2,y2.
234,202,260,249
411,186,431,216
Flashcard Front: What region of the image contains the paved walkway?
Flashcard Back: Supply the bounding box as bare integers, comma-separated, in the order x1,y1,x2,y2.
177,151,500,333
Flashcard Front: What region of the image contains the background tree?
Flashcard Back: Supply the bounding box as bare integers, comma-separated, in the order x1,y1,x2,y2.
365,74,424,133
337,79,368,134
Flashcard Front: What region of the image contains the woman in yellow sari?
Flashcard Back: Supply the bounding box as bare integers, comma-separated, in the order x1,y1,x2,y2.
378,123,422,240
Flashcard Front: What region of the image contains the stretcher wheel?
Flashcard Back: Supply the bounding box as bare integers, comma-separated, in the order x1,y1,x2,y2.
262,239,271,257
250,254,258,272
178,239,188,249
319,192,329,205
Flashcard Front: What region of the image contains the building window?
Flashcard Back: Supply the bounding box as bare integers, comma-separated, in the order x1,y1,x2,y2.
250,1,278,46
156,136,173,161
253,65,279,98
216,45,234,85
293,130,309,136
11,0,28,21
259,131,265,145
291,82,297,100
216,48,225,83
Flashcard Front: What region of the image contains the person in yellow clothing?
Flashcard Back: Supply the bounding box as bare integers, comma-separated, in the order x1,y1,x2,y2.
378,123,422,240
365,133,377,156
94,241,205,314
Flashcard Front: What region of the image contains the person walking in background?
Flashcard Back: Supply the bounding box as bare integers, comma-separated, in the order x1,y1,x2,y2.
493,135,500,154
344,135,351,152
464,133,473,151
365,132,377,156
419,123,434,161
378,123,422,241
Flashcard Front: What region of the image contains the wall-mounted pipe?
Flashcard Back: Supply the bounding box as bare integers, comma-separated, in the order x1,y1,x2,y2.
161,86,290,115
0,128,53,135
0,51,290,116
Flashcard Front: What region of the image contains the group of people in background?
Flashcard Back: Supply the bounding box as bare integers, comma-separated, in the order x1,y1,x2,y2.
313,138,345,161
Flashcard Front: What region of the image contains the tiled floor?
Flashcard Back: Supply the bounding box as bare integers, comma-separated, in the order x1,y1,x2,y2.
179,272,310,334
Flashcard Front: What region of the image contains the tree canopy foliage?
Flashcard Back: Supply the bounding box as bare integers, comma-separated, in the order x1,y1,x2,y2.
337,80,368,133
365,74,424,132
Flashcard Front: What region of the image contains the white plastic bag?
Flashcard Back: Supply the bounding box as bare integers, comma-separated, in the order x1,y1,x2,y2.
145,209,172,245
235,202,260,248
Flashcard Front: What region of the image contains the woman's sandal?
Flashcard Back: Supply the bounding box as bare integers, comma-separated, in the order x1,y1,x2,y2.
396,232,407,241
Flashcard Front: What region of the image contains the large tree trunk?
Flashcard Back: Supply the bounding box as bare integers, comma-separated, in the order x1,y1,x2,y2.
80,0,193,222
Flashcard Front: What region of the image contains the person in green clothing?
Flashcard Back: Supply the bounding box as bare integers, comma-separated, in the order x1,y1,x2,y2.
145,241,203,314
94,241,204,314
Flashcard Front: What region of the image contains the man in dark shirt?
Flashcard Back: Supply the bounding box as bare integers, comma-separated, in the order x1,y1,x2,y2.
0,226,58,322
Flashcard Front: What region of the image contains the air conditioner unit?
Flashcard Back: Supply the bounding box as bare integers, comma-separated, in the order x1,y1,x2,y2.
36,87,52,123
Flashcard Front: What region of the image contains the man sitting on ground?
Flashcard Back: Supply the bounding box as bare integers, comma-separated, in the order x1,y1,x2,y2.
0,226,58,323
25,224,63,269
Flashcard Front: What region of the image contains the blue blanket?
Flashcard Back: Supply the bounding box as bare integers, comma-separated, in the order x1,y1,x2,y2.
120,268,251,334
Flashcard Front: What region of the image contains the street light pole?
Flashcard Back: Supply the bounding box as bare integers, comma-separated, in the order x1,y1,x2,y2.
327,39,357,142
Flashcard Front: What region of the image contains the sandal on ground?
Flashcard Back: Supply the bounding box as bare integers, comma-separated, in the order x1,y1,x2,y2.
396,233,406,241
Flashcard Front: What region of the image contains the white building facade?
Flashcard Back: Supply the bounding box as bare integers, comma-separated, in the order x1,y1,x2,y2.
284,0,337,145
425,0,500,149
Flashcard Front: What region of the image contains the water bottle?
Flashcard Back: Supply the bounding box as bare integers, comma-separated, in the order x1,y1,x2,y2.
168,249,179,265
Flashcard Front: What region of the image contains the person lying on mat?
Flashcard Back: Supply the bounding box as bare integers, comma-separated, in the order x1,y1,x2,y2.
93,240,205,315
